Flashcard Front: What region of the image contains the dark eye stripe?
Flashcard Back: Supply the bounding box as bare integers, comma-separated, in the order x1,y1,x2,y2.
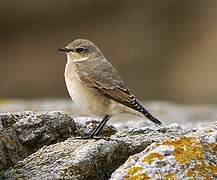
76,48,85,53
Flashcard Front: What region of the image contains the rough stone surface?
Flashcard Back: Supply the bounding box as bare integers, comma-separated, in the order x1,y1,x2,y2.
110,124,217,180
3,124,192,179
0,104,217,179
0,111,76,173
0,111,117,176
13,111,77,149
3,138,129,180
112,124,193,155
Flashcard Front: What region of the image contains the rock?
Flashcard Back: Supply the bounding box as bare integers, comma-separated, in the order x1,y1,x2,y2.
0,111,117,177
112,124,192,154
110,123,217,179
3,124,192,179
3,138,129,180
0,111,76,173
1,109,217,179
13,111,77,150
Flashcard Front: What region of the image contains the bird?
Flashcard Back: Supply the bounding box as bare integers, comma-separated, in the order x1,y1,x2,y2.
58,39,162,139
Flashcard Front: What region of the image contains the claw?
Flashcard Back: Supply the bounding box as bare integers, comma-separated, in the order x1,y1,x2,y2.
73,136,110,140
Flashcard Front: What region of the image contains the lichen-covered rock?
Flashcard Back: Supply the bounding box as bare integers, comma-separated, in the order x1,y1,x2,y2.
0,111,76,173
112,124,192,154
2,109,217,180
110,124,217,180
3,124,192,179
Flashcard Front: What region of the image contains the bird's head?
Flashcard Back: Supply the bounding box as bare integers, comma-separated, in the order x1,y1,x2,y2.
58,39,104,62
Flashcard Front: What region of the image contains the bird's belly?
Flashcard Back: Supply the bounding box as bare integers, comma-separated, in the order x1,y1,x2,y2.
65,74,110,117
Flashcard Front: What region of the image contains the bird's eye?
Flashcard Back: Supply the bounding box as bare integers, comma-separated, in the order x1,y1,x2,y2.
75,48,85,53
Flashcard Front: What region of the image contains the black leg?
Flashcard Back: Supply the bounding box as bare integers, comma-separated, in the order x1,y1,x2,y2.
74,115,111,140
91,115,111,137
77,115,111,139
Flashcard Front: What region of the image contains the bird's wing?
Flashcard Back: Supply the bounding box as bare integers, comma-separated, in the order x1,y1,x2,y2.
74,58,138,108
73,58,161,125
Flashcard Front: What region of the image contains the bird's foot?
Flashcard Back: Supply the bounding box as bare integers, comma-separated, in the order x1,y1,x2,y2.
73,135,110,140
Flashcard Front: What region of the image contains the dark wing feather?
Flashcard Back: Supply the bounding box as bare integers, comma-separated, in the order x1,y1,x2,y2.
74,58,161,125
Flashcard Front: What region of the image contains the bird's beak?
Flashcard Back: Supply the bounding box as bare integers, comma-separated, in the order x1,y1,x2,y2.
57,48,70,53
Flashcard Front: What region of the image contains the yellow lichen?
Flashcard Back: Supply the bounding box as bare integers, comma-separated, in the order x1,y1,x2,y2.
126,173,150,180
204,175,212,180
126,129,217,180
126,166,150,180
206,143,217,155
142,152,164,164
210,163,217,174
162,137,204,164
128,166,144,176
160,134,217,179
164,173,176,180
187,169,195,177
194,162,208,178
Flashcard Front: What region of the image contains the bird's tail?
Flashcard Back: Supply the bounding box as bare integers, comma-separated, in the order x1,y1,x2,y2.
120,103,162,125
140,107,162,125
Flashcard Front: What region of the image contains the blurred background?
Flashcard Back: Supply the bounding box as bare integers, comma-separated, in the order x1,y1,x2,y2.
1,0,217,104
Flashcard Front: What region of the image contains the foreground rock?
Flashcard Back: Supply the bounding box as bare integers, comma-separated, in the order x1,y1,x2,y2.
1,110,217,179
0,111,116,176
111,124,217,179
3,124,192,179
4,138,128,179
0,111,76,172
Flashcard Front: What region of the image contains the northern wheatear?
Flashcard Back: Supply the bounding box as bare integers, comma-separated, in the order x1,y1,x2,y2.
58,39,161,138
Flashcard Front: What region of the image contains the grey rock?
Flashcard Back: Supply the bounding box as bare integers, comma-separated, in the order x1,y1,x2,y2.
0,111,77,173
1,108,217,180
112,124,192,154
3,123,191,179
13,111,76,150
3,138,130,180
110,123,217,179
